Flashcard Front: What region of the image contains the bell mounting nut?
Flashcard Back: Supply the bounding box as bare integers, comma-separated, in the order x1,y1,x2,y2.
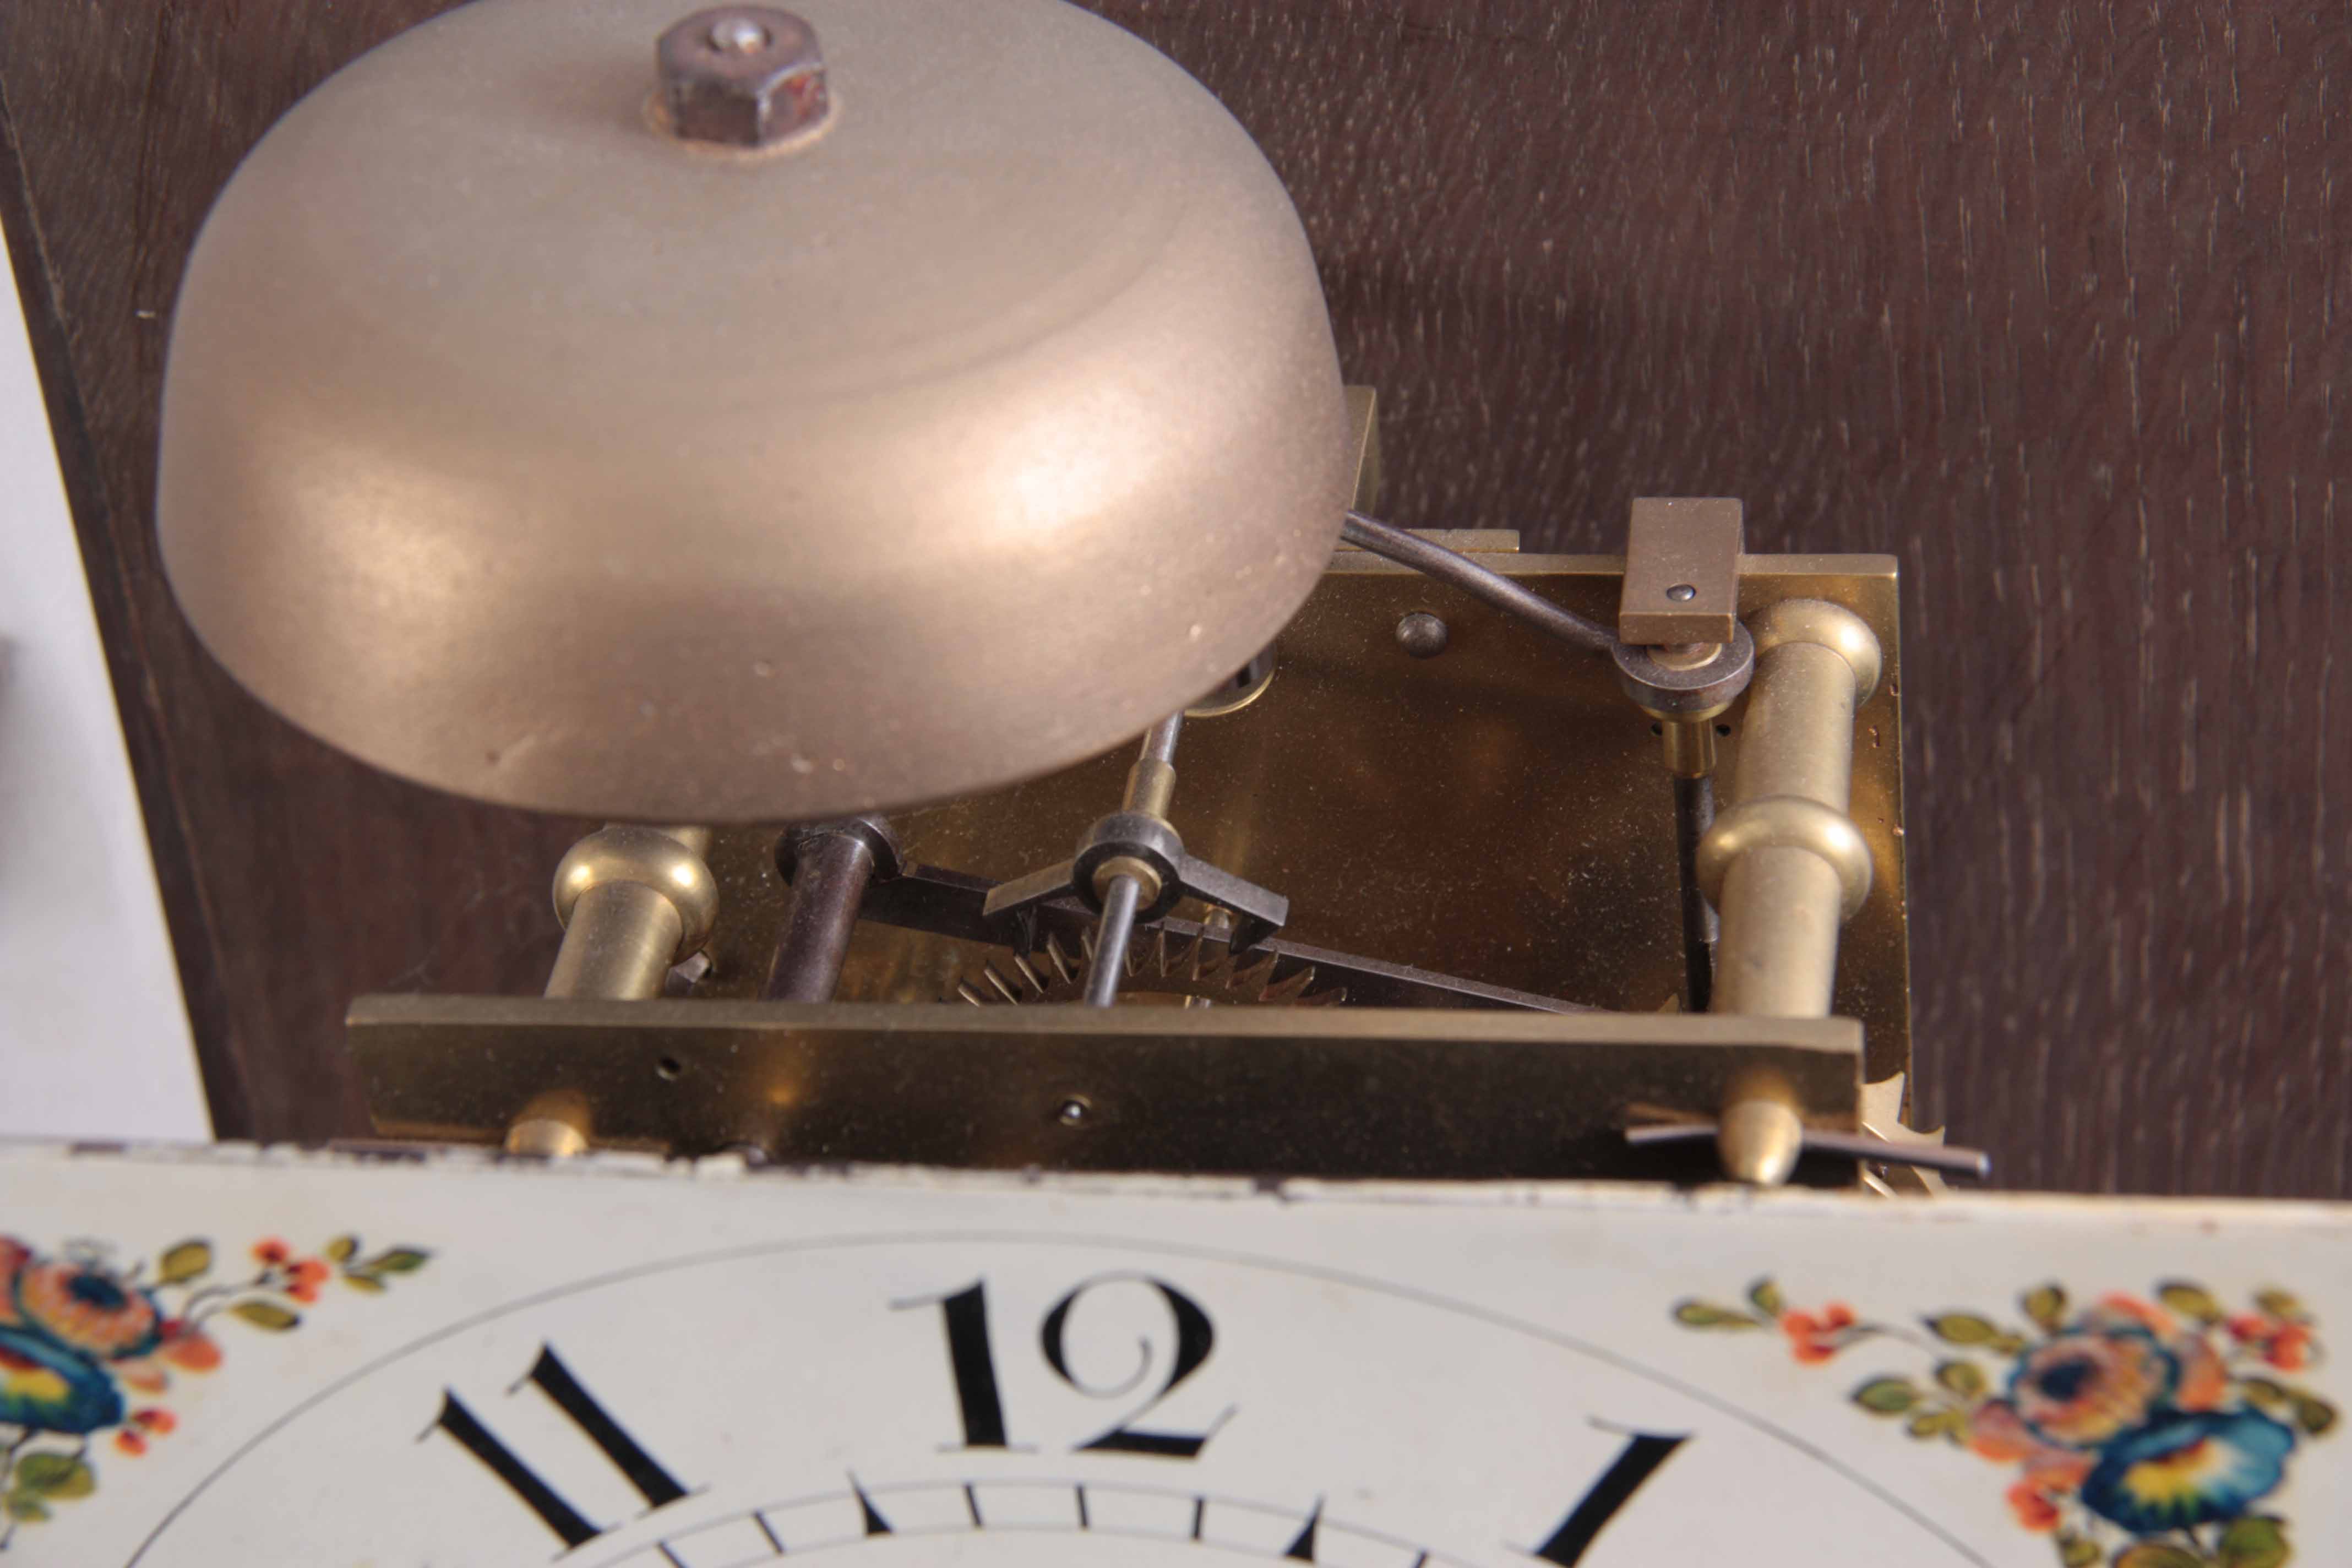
658,7,830,149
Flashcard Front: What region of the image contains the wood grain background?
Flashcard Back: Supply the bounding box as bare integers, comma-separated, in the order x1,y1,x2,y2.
3,1,2344,1195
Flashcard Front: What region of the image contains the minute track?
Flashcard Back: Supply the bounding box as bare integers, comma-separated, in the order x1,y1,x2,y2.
587,1478,1479,1568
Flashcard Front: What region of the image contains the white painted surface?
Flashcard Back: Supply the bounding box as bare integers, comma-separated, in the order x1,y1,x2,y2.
0,225,209,1139
0,1152,2341,1566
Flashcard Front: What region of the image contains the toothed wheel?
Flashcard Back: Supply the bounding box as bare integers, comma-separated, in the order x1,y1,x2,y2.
950,926,1347,1008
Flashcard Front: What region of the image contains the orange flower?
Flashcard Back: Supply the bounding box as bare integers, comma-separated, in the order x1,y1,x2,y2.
2174,1336,2230,1409
283,1259,330,1303
114,1430,148,1456
2005,1479,2061,1531
2090,1294,2177,1336
17,1259,161,1359
118,1362,170,1394
115,1320,226,1392
2027,1449,2094,1490
252,1239,291,1266
1779,1304,1856,1363
2228,1313,2313,1371
1972,1399,2095,1493
1969,1399,2039,1463
2011,1327,2174,1446
2273,1324,2313,1370
132,1407,176,1434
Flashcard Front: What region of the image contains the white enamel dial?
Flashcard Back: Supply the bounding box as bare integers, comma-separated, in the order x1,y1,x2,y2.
128,1234,1984,1567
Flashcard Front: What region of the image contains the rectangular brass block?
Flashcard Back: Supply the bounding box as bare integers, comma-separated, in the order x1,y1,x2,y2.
1619,497,1744,645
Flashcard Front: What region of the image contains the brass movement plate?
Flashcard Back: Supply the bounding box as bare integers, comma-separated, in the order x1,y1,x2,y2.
350,995,1863,1182
693,552,1912,1085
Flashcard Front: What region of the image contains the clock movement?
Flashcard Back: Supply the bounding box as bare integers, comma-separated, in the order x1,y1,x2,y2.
1,0,2342,1564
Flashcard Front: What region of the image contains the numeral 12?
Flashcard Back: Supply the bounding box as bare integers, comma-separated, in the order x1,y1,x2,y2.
900,1275,1226,1458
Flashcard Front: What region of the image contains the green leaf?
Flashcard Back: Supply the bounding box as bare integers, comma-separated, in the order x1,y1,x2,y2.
1673,1301,1761,1329
2055,1532,2100,1568
230,1299,301,1331
6,1491,50,1523
1904,1407,1965,1439
2217,1516,2289,1568
2240,1376,2289,1409
1925,1314,2002,1346
340,1271,386,1294
2023,1283,2069,1333
363,1248,430,1276
2293,1394,2337,1436
324,1235,358,1264
1935,1359,1988,1398
156,1240,213,1286
2158,1281,2224,1325
2113,1546,2206,1568
1988,1333,2032,1355
14,1455,92,1500
1851,1376,1919,1414
1748,1278,1785,1317
2254,1289,2308,1323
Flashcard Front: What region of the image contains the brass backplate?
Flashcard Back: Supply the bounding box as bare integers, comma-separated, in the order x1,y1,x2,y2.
694,551,1910,1085
350,995,1862,1183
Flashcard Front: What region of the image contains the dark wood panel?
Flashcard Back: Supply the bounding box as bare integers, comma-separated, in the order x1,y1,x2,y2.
4,0,2344,1194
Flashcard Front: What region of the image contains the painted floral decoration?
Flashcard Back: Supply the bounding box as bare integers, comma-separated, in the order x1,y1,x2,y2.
0,1232,428,1549
1674,1277,2335,1567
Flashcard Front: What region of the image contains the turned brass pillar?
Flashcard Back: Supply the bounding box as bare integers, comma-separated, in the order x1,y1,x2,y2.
1700,601,1881,1018
546,825,720,1001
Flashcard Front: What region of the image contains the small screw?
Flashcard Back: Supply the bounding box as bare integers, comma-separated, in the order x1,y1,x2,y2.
1055,1096,1092,1126
1665,583,1698,601
1395,611,1450,659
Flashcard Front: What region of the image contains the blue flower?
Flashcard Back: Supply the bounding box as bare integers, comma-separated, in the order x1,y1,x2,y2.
0,1325,123,1436
2079,1408,2296,1534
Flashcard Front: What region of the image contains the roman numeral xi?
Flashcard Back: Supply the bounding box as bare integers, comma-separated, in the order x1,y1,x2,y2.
429,1344,692,1549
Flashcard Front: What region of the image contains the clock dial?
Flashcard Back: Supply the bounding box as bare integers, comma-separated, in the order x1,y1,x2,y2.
2,1152,2340,1568
128,1236,1983,1567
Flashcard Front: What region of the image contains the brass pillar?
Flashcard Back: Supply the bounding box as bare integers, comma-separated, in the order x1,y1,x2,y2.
1700,601,1880,1018
546,825,720,1001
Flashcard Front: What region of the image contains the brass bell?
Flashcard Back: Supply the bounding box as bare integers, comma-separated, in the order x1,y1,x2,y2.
158,0,1350,821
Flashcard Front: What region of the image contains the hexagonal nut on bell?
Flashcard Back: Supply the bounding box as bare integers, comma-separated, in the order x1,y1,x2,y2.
657,7,830,150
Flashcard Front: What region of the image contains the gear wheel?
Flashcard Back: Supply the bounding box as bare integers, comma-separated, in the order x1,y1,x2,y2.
1859,1072,1954,1196
950,925,1347,1008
